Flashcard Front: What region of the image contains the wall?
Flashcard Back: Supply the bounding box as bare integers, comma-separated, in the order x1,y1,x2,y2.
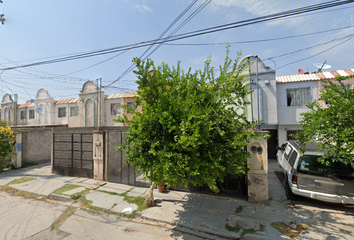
105,98,124,127
276,80,317,146
67,103,81,127
18,127,53,164
276,81,317,125
54,104,69,125
123,93,142,127
250,71,277,125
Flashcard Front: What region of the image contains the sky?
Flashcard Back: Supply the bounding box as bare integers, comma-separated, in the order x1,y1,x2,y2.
0,0,354,103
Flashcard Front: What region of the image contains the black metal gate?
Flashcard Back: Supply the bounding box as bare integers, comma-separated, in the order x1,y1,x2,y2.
53,133,93,178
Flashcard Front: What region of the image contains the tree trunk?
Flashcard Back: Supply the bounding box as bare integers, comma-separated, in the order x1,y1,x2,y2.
144,183,156,207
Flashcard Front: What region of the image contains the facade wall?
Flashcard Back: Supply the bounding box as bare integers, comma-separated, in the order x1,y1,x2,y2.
54,104,69,125
19,127,52,164
276,81,317,146
105,98,124,127
67,103,81,127
276,81,317,125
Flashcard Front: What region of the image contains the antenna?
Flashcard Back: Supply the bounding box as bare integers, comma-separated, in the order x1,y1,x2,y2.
313,60,331,73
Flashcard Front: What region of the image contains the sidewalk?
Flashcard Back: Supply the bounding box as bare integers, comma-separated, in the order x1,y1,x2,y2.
1,161,353,239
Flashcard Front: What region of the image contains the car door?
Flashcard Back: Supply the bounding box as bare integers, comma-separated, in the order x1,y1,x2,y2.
282,144,294,176
277,142,288,169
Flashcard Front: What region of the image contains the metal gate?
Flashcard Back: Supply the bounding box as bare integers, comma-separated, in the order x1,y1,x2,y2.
53,133,93,178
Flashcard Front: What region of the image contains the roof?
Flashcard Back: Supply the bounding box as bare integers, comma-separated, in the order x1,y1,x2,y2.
54,98,80,105
123,92,138,98
18,102,35,109
276,69,354,83
106,93,125,99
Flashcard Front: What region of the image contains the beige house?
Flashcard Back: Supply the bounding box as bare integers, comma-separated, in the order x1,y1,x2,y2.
1,81,138,128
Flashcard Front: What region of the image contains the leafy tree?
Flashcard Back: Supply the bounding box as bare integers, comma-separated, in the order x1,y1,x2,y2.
296,76,354,164
0,120,14,158
115,46,259,205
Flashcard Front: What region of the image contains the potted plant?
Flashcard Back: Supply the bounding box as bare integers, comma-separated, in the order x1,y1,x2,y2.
157,181,165,193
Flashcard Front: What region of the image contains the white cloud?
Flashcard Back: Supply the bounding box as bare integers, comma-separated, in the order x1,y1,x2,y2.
135,4,153,13
210,0,318,28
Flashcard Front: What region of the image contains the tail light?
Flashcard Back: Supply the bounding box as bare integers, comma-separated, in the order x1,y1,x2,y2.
291,174,297,184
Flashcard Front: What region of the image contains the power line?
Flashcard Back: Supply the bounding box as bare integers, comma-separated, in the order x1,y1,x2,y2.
163,25,354,46
275,35,354,70
265,32,354,61
110,0,200,87
1,0,353,73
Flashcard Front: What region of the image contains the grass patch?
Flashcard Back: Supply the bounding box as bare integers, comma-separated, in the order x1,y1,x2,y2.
271,222,310,239
51,206,77,230
225,222,266,238
235,205,244,214
7,177,36,185
0,185,45,199
80,190,147,218
225,224,241,233
99,189,147,212
53,184,82,195
70,189,90,200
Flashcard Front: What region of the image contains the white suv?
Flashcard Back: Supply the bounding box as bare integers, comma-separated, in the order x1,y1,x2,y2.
277,140,354,204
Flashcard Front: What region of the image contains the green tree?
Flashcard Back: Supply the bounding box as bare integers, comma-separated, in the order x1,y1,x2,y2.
0,120,14,158
296,76,354,164
115,46,259,205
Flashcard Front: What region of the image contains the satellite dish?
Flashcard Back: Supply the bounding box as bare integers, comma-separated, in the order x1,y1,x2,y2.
35,107,42,113
298,69,306,74
313,61,331,71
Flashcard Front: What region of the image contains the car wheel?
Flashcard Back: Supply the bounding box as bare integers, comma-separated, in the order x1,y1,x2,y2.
285,179,294,199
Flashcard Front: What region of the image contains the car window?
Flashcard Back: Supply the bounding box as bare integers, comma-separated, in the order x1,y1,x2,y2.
288,151,298,167
279,143,287,152
297,155,329,176
298,155,354,179
329,159,354,179
284,145,293,161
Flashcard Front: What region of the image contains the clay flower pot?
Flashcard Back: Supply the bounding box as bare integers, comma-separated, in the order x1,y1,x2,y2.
157,185,165,193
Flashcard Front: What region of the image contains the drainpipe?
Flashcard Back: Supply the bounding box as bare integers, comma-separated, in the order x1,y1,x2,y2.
251,81,263,125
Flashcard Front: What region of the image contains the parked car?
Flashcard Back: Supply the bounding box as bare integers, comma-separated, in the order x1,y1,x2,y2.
276,140,354,204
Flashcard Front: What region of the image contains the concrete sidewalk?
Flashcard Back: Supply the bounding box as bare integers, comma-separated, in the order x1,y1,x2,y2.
1,162,354,239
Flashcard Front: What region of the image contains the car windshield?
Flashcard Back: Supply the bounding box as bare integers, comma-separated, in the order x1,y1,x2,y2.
298,155,354,179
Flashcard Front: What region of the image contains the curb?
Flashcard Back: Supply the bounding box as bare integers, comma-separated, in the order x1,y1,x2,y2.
141,215,241,239
50,193,73,202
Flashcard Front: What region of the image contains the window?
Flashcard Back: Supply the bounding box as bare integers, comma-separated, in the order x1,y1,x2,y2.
127,102,135,110
287,88,311,106
29,110,35,119
20,110,26,120
58,107,66,118
287,130,302,140
110,103,121,115
288,151,298,167
284,145,293,161
70,106,79,117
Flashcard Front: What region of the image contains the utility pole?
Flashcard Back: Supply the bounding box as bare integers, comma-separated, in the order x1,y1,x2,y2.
96,79,99,130
99,78,102,130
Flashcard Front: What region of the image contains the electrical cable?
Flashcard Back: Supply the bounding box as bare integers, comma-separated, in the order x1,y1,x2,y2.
1,0,353,72
111,0,199,87
275,35,354,70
